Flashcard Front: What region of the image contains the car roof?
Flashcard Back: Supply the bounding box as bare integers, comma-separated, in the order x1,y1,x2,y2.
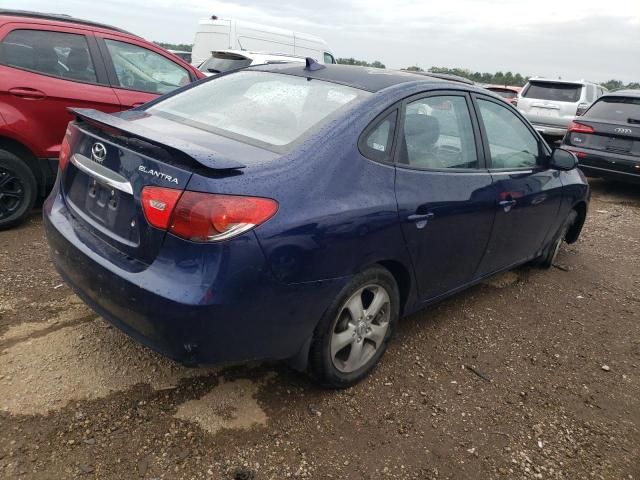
0,9,135,36
485,84,522,91
252,63,455,93
601,89,640,99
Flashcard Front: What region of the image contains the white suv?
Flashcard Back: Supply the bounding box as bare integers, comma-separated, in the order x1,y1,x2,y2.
198,50,306,75
517,78,607,138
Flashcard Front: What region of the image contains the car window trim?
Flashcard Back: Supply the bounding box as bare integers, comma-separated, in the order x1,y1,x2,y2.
393,89,487,172
471,93,551,172
0,26,109,87
358,106,400,165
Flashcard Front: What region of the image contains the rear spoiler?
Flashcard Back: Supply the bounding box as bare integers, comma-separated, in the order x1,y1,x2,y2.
68,108,246,171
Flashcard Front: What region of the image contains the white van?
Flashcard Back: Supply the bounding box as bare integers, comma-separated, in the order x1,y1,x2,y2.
192,16,336,67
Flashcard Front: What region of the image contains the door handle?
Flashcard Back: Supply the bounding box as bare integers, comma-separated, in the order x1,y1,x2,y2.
499,199,517,212
9,87,46,100
408,212,434,222
408,212,434,229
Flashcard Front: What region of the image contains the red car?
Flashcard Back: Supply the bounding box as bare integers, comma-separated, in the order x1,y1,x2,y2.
484,85,522,105
0,10,204,228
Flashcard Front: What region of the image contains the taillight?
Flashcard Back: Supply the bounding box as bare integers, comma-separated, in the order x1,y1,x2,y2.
141,186,183,229
169,192,278,242
141,188,278,242
567,121,594,134
58,129,72,171
576,103,589,116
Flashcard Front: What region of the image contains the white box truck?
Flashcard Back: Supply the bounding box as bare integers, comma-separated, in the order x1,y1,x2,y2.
191,16,336,67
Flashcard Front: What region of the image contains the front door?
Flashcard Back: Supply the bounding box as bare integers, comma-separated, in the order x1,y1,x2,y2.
473,95,563,275
394,92,496,301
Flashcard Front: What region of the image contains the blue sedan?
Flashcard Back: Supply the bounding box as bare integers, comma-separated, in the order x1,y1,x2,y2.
44,61,589,387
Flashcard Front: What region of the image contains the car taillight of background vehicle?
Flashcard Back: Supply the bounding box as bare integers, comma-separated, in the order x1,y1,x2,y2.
58,129,72,171
142,187,278,241
576,103,590,116
567,121,594,134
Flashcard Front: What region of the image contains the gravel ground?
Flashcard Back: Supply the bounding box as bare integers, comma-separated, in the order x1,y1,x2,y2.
0,178,638,480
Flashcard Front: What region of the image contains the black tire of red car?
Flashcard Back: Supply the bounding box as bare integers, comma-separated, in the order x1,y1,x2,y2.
536,210,578,269
0,149,37,230
309,266,400,388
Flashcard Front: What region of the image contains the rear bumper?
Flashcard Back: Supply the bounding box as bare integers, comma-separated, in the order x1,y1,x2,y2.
530,123,567,137
43,187,349,366
567,147,640,184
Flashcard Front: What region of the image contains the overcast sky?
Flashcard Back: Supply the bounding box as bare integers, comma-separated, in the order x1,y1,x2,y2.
7,0,640,82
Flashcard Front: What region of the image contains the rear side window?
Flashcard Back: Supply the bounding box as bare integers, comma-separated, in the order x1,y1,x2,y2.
199,52,252,74
0,29,96,83
584,97,640,122
104,39,190,94
400,96,478,169
477,99,540,169
523,81,582,103
148,70,369,147
360,111,397,162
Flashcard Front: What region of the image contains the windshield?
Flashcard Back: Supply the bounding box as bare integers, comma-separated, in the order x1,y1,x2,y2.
584,96,640,122
523,82,582,103
199,52,253,74
148,70,369,147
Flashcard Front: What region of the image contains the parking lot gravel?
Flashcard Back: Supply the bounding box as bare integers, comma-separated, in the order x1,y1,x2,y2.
1,178,638,479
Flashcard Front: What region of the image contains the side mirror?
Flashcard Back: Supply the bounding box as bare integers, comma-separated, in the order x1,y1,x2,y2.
549,148,578,171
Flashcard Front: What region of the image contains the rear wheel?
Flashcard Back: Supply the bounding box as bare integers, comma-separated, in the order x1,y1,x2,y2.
537,210,578,269
309,266,399,388
0,149,37,230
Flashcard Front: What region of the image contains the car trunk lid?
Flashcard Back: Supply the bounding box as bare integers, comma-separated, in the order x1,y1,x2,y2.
60,108,245,266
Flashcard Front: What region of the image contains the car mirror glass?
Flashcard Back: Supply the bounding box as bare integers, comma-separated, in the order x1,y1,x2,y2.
549,148,578,171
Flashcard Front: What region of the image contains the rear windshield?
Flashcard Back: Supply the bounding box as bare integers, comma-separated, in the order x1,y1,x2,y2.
489,88,517,99
199,52,252,74
148,70,368,147
523,82,582,102
584,96,640,122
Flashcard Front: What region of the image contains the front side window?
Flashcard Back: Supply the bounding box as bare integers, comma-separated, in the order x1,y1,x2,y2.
148,70,369,147
104,39,190,94
400,95,478,169
324,52,335,64
477,98,540,169
0,29,96,83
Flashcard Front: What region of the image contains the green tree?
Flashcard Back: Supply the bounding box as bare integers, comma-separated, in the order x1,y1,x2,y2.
405,65,424,72
336,58,385,68
154,42,192,52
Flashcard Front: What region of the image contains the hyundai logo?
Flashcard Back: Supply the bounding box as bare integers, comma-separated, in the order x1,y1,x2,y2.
614,127,633,135
91,142,107,163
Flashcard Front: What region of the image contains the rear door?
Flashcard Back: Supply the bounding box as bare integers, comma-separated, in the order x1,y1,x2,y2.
95,33,195,109
0,23,119,158
393,91,496,301
473,95,562,275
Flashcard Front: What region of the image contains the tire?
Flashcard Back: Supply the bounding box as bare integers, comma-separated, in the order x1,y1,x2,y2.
536,210,578,269
309,266,400,388
0,149,38,230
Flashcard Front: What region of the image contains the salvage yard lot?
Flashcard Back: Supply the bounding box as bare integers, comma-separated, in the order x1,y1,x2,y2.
1,179,638,479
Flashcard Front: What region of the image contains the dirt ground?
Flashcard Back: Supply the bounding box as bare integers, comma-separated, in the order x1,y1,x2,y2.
1,178,638,480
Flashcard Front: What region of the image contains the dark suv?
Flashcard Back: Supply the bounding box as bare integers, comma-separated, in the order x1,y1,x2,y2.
562,90,640,183
0,10,204,229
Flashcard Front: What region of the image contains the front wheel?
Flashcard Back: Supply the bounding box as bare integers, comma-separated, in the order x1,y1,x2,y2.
309,266,400,388
536,210,578,269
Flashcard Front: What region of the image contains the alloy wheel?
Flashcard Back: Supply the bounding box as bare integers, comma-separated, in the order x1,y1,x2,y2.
0,166,25,221
330,283,391,373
